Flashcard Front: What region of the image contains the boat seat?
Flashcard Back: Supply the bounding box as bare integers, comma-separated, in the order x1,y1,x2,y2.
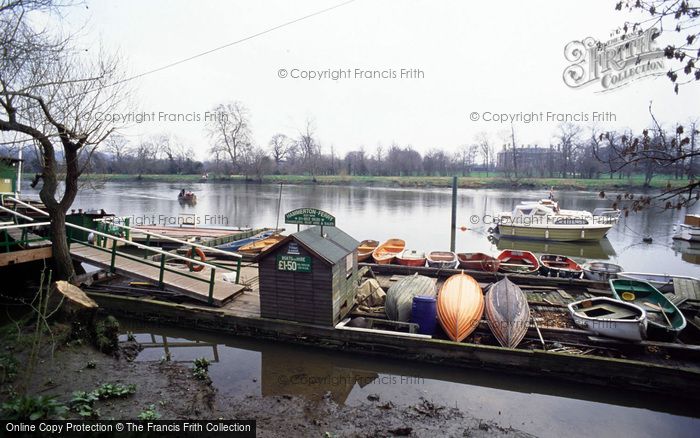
581,304,638,320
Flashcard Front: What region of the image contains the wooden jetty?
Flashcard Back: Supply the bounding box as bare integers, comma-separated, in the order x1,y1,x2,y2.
70,243,246,306
130,225,265,248
78,260,700,399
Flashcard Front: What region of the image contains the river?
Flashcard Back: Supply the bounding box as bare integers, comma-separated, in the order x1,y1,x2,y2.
51,181,700,436
64,181,700,274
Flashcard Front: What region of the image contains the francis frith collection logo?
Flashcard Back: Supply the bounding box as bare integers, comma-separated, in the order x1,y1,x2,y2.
563,27,666,92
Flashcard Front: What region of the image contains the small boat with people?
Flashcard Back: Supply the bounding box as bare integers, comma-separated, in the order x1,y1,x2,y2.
567,297,647,342
457,252,501,272
538,254,583,278
426,251,458,269
491,199,619,242
357,240,379,262
385,273,437,322
437,273,484,342
396,249,427,267
497,250,540,275
609,279,687,341
178,189,197,203
372,239,405,264
581,261,623,281
484,277,530,348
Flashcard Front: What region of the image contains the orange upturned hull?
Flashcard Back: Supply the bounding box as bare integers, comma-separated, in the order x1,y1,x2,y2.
437,273,484,342
372,239,406,264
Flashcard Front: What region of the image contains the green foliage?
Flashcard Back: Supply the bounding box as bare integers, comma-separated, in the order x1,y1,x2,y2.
192,357,210,381
93,383,136,400
137,404,160,421
1,395,68,420
0,352,18,383
94,316,120,354
69,391,100,418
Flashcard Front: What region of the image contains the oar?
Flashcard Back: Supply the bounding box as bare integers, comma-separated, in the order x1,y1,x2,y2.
644,302,673,328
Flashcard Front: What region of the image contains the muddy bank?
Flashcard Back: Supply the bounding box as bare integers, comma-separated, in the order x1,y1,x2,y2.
1,319,531,436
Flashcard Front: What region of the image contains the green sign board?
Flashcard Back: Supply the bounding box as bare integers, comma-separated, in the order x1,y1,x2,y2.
276,255,312,273
284,208,336,226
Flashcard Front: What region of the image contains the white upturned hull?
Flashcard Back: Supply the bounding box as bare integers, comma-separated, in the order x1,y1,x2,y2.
673,224,700,242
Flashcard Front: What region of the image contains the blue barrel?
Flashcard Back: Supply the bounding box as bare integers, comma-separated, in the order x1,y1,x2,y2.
410,296,437,336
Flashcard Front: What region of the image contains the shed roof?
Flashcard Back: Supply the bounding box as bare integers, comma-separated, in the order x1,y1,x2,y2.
259,226,359,265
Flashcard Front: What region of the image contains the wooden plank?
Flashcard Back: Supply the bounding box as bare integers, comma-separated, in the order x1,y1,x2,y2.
69,243,245,306
674,278,700,302
5,228,50,249
0,246,52,266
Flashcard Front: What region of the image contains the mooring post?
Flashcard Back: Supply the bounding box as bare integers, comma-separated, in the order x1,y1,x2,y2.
450,176,457,252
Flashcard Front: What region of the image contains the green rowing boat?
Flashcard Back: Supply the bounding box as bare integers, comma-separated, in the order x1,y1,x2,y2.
609,279,687,341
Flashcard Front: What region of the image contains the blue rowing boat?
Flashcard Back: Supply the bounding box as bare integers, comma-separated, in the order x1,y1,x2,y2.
217,230,276,252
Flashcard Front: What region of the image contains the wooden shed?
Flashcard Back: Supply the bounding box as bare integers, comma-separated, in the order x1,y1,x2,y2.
258,226,360,326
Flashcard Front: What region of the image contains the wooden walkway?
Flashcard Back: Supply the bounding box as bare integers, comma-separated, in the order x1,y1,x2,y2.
70,243,246,306
675,278,700,302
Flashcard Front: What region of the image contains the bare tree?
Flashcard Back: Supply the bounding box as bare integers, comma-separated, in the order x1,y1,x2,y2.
268,133,289,172
207,102,252,173
296,118,320,178
0,1,126,281
556,123,582,178
475,132,494,176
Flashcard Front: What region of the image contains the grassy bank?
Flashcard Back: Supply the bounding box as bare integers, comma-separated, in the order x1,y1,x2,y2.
76,173,692,192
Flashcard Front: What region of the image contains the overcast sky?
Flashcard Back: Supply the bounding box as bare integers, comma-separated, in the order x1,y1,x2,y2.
65,0,700,159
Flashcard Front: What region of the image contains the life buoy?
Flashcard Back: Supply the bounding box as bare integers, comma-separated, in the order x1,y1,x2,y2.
186,248,206,272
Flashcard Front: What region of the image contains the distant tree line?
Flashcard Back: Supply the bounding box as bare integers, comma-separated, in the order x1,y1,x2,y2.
3,101,698,190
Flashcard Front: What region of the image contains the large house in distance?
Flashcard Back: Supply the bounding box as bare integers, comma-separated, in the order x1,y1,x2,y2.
496,145,563,177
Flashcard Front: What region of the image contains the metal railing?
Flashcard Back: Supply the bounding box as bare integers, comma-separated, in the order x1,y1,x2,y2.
6,197,242,305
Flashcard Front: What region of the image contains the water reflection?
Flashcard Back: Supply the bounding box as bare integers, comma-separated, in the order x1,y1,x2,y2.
492,236,616,260
120,321,699,438
58,182,700,275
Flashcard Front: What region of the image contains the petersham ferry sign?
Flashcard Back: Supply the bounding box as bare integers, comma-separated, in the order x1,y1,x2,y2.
563,27,665,92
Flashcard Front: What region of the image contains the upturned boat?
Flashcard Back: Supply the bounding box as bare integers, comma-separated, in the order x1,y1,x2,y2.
497,250,539,275
492,199,619,242
357,240,379,262
538,254,583,278
567,297,647,342
673,214,700,242
426,251,458,269
385,273,437,322
457,252,501,272
437,273,484,342
396,249,427,267
485,278,530,348
581,261,623,281
372,239,405,264
609,279,687,341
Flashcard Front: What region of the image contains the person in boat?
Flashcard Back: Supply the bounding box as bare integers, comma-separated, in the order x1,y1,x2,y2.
179,189,186,198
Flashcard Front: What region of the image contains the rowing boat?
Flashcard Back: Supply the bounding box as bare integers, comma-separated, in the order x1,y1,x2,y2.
485,277,530,348
609,279,687,341
497,250,539,275
567,297,647,342
385,273,437,322
457,252,501,272
581,261,623,281
538,254,583,278
437,273,484,342
357,239,379,262
238,235,285,255
217,230,276,252
396,249,427,267
372,239,405,264
426,251,458,269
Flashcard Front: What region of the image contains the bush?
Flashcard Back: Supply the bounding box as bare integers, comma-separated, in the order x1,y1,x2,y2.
137,404,160,421
94,316,120,354
2,395,67,420
0,353,18,384
93,383,136,400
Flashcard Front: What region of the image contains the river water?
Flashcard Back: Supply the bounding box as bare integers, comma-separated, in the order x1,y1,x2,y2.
65,181,700,274
50,182,700,436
